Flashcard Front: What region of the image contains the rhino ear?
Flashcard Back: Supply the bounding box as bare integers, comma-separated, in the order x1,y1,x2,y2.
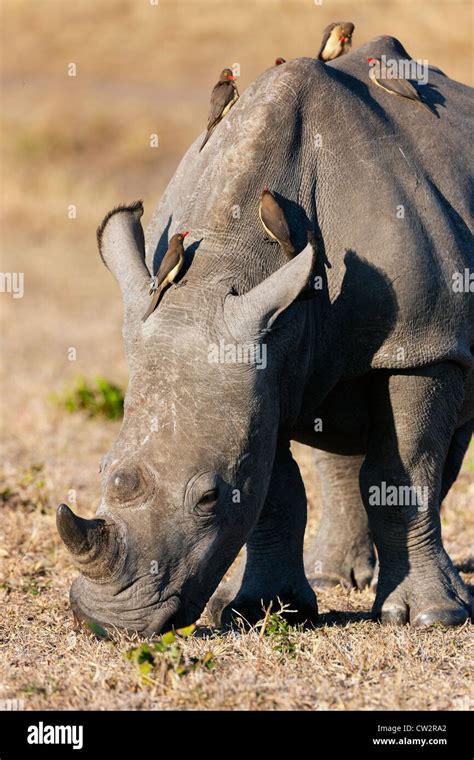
223,242,316,341
97,201,150,317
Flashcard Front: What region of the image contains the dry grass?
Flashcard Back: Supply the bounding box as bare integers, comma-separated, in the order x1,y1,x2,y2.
1,444,473,711
0,0,473,711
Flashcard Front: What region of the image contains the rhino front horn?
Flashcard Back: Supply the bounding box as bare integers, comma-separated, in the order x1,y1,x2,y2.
56,504,123,581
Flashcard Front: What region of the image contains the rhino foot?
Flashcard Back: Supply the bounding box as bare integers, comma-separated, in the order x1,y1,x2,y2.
209,581,318,630
207,574,243,627
305,535,375,592
374,551,472,627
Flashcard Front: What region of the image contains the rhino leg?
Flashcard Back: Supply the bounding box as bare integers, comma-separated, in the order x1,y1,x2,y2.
305,451,375,591
208,441,318,629
360,364,472,627
207,554,246,625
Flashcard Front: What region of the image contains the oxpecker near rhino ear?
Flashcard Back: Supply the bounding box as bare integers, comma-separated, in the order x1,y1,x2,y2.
96,201,151,317
223,241,316,341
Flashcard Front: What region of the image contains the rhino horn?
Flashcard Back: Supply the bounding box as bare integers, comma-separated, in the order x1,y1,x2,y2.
56,504,123,581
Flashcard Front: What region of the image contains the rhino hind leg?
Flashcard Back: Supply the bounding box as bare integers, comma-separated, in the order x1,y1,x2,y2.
208,442,318,629
305,451,375,591
360,363,472,627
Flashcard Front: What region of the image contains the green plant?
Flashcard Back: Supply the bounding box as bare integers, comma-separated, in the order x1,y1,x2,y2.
52,376,124,420
22,577,52,596
19,685,47,697
85,621,109,639
256,601,300,658
124,625,215,685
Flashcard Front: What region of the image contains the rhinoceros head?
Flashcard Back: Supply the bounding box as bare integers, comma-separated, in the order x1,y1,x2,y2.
57,203,315,634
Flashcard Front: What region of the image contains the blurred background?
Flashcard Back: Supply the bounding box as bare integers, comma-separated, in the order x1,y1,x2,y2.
0,0,472,508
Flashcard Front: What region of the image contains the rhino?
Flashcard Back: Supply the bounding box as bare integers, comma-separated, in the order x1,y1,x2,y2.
57,36,473,634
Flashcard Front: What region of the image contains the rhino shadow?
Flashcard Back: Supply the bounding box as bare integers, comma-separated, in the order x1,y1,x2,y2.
321,66,393,125
152,214,172,272
415,82,444,117
272,192,332,271
318,609,373,626
297,248,400,439
327,248,400,371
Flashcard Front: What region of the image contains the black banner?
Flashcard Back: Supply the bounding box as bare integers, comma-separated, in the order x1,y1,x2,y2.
0,710,471,757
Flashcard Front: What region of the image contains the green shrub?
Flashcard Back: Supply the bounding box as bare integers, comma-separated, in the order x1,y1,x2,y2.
52,376,124,420
124,626,215,684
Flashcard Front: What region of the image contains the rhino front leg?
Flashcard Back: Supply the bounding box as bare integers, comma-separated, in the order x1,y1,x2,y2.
209,441,318,628
305,451,375,590
360,364,472,627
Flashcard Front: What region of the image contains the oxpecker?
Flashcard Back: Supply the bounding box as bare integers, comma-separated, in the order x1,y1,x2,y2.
142,232,188,322
259,189,295,259
368,57,433,115
317,22,354,61
199,68,239,152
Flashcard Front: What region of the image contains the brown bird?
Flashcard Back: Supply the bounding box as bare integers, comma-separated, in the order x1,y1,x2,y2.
317,22,354,61
275,57,286,66
199,68,239,152
141,232,188,322
368,57,433,115
259,188,295,259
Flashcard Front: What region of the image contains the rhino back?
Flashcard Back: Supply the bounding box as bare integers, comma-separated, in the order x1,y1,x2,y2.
146,36,473,374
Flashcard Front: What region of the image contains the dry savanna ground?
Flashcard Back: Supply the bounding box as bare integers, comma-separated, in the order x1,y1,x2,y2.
0,0,473,711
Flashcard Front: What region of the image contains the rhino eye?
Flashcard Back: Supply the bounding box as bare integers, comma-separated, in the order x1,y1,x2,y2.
194,488,219,515
107,466,148,504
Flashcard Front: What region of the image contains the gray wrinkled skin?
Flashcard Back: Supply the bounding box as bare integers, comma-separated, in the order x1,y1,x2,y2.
60,37,473,634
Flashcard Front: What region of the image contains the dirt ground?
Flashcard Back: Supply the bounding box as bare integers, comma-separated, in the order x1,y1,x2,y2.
0,0,473,711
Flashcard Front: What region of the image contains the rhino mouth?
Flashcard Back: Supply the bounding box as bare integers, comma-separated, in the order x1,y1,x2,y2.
57,504,205,634
69,579,197,635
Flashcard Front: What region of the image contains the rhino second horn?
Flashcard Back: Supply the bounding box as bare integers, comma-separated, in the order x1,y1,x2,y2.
56,504,122,581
